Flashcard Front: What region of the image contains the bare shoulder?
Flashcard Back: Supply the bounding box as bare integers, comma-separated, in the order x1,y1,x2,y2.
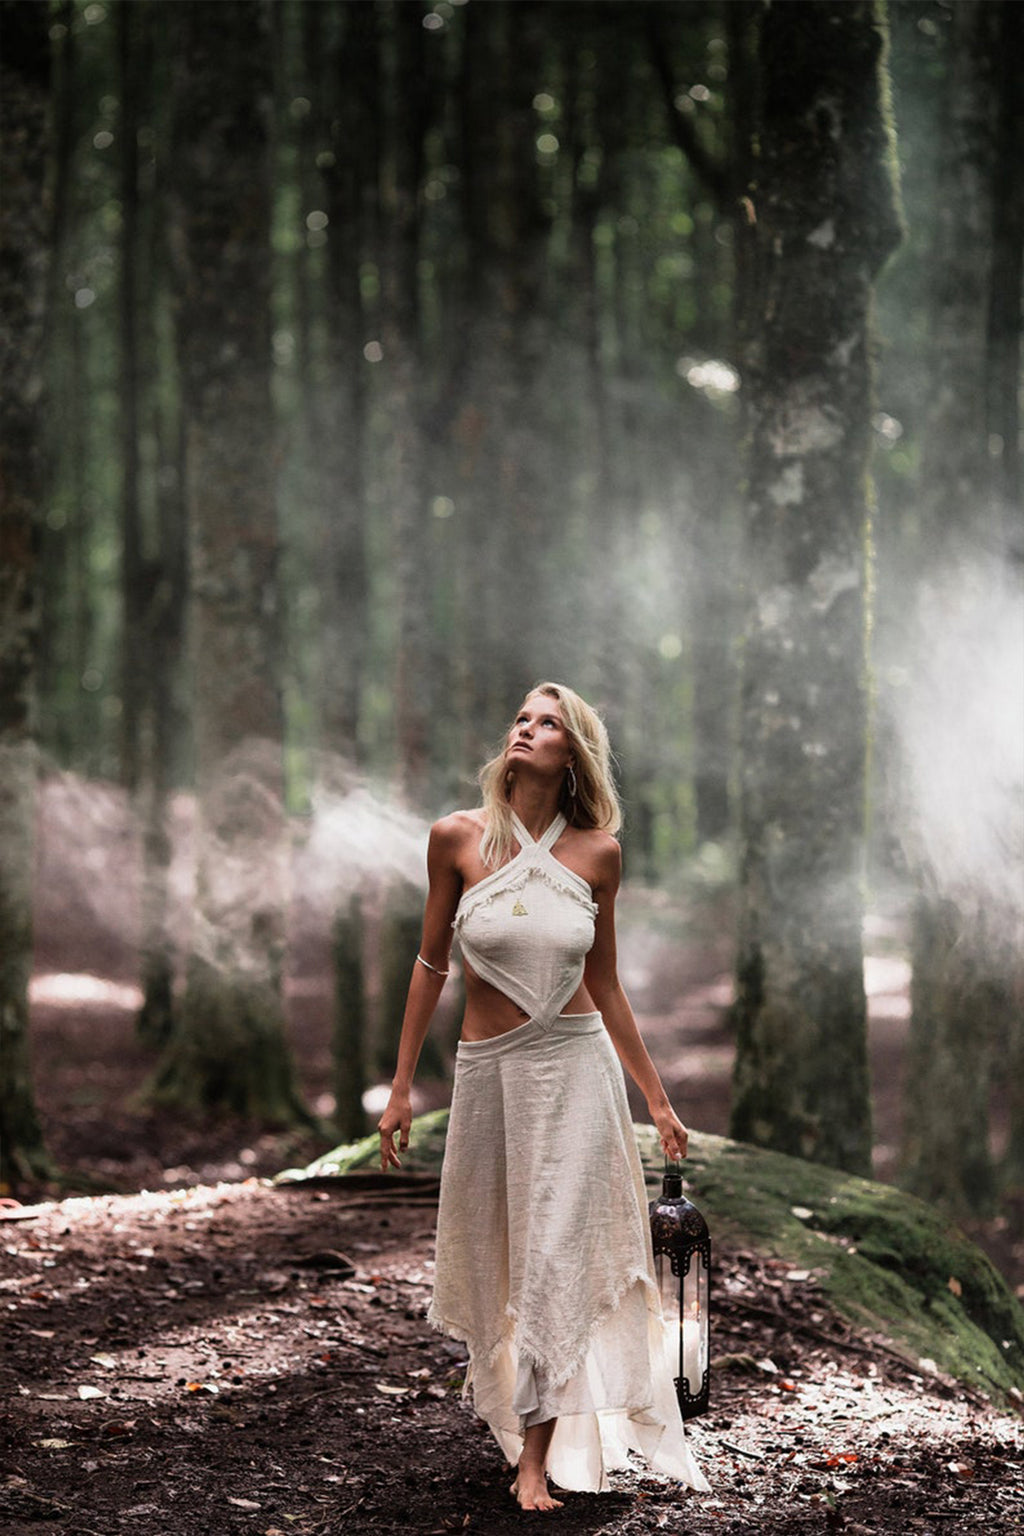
429,809,485,857
588,828,622,876
565,825,621,892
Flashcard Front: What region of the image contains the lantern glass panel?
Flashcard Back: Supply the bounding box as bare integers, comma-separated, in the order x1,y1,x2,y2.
654,1250,680,1333
681,1250,710,1394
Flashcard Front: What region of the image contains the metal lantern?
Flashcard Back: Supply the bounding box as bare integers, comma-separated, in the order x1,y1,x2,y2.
649,1159,711,1419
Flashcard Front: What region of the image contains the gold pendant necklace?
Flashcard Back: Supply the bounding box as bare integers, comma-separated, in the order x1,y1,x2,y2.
512,898,528,916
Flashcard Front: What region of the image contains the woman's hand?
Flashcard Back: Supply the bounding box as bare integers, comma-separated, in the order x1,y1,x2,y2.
378,1090,412,1170
652,1102,689,1161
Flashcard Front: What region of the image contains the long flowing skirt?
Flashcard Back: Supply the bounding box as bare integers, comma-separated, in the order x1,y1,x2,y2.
427,1010,709,1494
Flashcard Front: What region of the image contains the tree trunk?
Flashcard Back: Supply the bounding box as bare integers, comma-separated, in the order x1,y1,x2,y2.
985,0,1023,542
729,1,902,1174
900,0,1022,1211
153,0,304,1122
0,0,53,1189
453,0,553,767
332,897,367,1142
381,1,434,807
117,0,144,794
314,0,373,766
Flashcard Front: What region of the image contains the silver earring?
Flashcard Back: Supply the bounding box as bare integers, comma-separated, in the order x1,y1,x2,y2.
567,764,578,798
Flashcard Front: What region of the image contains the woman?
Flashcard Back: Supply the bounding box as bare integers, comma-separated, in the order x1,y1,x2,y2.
378,682,708,1511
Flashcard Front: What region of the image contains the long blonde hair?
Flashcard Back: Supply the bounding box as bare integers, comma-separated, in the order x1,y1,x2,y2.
478,681,621,866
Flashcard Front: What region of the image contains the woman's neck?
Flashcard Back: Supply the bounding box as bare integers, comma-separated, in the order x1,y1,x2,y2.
508,783,562,842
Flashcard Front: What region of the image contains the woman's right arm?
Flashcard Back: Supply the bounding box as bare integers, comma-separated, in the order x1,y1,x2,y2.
377,818,463,1170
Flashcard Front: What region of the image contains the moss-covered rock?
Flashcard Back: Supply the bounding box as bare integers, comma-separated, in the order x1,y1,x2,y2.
278,1114,1024,1404
275,1107,452,1182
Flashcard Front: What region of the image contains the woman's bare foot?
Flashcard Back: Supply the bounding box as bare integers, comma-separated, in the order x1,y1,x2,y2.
510,1419,562,1511
510,1466,563,1512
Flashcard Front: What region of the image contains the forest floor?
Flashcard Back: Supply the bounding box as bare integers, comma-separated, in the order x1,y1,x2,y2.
5,975,1023,1536
6,774,1022,1532
2,1175,1021,1536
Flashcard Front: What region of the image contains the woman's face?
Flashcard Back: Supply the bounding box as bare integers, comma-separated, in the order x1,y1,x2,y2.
506,693,573,776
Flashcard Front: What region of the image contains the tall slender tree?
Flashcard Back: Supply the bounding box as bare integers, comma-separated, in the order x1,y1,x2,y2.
729,0,902,1174
900,0,1023,1212
381,0,435,807
646,0,758,848
0,0,53,1187
153,0,305,1121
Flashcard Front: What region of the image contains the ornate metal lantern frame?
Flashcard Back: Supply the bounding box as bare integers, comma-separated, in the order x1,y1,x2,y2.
649,1160,711,1420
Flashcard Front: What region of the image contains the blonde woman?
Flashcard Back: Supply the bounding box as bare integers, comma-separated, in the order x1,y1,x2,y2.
378,682,708,1511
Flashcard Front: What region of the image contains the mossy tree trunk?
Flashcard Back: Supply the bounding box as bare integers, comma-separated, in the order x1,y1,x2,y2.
0,0,52,1189
152,0,304,1123
729,1,902,1174
901,0,1022,1212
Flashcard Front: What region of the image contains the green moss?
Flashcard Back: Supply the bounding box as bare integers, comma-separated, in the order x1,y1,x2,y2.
279,1115,1024,1404
275,1107,452,1182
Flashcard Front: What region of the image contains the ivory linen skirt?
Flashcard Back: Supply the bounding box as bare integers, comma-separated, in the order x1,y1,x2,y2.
427,1010,708,1494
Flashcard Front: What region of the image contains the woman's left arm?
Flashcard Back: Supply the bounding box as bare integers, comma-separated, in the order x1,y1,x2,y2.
584,838,689,1161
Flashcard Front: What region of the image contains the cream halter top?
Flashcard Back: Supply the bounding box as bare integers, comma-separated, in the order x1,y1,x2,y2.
453,812,599,1030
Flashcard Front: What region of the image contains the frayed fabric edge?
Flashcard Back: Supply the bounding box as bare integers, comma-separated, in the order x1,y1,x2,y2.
428,1267,660,1395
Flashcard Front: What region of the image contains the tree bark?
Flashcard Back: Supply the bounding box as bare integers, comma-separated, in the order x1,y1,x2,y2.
316,0,376,768
332,897,367,1142
153,0,304,1122
381,0,434,807
900,0,1022,1211
453,0,554,767
117,0,144,794
0,0,53,1188
729,1,902,1174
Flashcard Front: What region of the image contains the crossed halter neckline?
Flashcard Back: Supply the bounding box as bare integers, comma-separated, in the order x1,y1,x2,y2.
510,810,566,852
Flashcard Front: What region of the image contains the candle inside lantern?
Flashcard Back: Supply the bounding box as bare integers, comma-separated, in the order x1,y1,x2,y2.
682,1313,701,1392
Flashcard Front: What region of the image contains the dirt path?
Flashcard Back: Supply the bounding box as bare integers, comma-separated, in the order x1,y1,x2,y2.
2,1180,1020,1536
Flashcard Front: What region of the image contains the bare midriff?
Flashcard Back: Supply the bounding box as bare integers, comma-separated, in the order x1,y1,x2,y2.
459,960,594,1042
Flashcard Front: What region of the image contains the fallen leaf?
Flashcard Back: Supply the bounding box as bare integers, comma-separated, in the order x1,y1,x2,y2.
77,1385,105,1400
38,1437,73,1449
90,1352,118,1369
785,1270,812,1282
947,1461,974,1478
185,1381,219,1394
375,1382,409,1396
790,1207,814,1220
947,1275,963,1297
228,1497,262,1510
